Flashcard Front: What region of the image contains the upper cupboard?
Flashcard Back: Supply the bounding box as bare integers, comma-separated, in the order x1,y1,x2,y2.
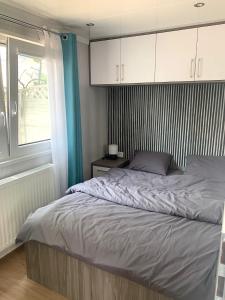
90,35,156,84
196,24,225,81
90,24,225,85
155,28,197,82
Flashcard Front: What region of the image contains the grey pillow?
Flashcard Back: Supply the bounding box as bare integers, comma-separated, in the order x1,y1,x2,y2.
185,155,225,178
128,151,172,176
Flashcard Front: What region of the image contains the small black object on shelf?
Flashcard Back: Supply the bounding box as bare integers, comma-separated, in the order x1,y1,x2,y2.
103,154,118,160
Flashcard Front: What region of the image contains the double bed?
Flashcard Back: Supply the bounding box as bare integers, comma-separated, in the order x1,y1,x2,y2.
17,154,225,300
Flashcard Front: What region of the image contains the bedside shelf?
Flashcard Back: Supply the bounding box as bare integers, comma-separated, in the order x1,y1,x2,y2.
91,158,129,178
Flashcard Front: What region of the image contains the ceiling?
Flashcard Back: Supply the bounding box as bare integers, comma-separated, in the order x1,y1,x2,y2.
2,0,225,39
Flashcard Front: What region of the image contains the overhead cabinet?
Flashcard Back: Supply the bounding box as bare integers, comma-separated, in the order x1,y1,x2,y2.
155,29,198,82
120,35,156,84
196,24,225,81
90,39,120,85
90,35,156,85
156,25,225,82
90,24,225,85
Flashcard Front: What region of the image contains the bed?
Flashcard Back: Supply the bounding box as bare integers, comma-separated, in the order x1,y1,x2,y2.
17,165,224,300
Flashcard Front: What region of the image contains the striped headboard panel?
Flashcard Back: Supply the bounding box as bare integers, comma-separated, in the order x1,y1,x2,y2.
108,83,225,168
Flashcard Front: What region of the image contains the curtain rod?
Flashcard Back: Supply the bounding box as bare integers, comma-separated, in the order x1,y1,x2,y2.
0,13,60,35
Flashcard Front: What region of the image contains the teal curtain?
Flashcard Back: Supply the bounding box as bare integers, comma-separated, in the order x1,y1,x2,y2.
61,33,83,187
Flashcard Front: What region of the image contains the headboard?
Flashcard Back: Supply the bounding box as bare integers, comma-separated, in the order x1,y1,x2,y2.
108,83,225,169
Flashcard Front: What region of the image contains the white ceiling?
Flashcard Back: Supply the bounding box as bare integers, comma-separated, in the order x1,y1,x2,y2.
2,0,225,39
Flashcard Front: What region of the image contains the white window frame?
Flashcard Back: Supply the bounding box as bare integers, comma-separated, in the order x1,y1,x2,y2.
8,38,51,158
0,99,9,160
0,42,9,161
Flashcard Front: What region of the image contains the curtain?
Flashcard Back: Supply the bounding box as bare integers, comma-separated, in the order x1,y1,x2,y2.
61,33,83,186
44,32,68,197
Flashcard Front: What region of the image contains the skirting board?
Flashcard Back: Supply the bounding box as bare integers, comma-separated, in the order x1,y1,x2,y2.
26,241,173,300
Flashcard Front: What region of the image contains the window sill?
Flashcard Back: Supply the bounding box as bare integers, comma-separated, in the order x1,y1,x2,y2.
0,150,52,180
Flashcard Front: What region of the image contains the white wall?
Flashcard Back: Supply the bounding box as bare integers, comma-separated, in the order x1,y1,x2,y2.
77,42,108,180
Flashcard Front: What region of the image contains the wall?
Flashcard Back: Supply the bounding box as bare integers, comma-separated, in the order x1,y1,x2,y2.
77,42,107,179
108,83,225,168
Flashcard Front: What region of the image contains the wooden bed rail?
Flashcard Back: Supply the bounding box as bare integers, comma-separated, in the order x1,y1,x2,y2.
25,241,173,300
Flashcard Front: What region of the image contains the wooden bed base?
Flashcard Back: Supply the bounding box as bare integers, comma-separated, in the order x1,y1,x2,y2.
25,241,172,300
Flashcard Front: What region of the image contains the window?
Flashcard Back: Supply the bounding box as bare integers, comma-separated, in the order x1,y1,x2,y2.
0,37,51,162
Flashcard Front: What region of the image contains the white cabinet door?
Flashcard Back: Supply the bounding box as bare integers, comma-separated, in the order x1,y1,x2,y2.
90,39,120,85
155,29,198,82
196,25,225,81
120,35,156,84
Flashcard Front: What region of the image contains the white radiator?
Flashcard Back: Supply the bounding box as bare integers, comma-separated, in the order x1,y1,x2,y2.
0,164,56,258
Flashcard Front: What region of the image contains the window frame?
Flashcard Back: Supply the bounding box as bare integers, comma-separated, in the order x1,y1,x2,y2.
8,38,51,158
0,42,9,161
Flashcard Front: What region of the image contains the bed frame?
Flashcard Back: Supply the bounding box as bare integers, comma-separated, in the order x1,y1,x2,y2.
26,241,173,300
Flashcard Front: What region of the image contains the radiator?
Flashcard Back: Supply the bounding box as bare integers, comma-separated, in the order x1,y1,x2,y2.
0,164,56,258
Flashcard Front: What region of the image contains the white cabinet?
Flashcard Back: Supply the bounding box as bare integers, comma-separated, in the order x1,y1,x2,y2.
155,29,198,82
196,25,225,81
120,35,156,84
90,34,156,85
90,24,225,85
155,25,225,82
90,39,120,85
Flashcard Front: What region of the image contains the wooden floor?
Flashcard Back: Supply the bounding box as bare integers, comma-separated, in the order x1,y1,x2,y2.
0,247,67,300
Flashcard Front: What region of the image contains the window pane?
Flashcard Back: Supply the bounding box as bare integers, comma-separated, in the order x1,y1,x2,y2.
18,54,50,145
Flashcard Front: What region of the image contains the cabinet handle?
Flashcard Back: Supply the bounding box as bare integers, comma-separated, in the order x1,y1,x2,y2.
190,59,195,78
116,65,119,82
121,64,125,81
197,58,203,78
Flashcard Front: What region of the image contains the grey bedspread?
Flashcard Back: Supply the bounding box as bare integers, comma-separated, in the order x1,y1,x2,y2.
17,168,224,300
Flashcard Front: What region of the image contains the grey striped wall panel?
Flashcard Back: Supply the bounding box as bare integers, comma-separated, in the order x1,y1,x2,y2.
108,83,225,168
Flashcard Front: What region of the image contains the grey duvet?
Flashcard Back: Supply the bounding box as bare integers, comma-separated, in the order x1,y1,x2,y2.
17,168,224,300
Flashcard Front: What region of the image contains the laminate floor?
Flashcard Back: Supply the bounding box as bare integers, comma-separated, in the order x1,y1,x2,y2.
0,247,67,300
